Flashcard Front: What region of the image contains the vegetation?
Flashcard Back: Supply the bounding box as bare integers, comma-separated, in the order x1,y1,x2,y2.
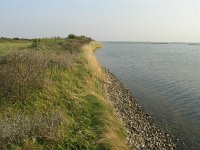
0,36,128,149
0,38,32,55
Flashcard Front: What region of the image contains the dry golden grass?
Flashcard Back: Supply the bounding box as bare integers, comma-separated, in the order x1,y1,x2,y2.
82,41,129,150
82,41,104,79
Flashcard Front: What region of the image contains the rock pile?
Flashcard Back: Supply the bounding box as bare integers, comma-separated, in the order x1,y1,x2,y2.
103,69,178,150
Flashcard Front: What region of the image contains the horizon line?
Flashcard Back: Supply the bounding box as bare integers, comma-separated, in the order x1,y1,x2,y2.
101,41,200,44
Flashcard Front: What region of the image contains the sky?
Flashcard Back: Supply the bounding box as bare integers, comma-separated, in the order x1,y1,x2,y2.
0,0,200,42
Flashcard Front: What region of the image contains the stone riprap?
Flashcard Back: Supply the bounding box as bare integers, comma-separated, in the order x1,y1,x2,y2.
103,69,179,150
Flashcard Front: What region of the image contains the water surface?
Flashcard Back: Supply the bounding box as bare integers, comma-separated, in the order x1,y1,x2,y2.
96,42,200,149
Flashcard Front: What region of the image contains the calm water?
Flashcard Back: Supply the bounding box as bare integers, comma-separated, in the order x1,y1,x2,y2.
96,42,200,149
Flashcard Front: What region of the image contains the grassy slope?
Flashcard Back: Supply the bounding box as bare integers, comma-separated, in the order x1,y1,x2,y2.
0,38,129,149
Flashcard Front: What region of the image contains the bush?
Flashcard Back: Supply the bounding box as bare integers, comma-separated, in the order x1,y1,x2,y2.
47,51,76,70
67,34,77,39
0,110,67,148
13,37,20,40
0,50,48,101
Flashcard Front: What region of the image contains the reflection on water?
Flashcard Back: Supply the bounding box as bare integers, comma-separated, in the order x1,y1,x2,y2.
96,42,200,149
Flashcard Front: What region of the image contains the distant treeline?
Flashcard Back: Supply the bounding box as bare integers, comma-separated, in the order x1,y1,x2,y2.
0,34,92,42
0,37,32,43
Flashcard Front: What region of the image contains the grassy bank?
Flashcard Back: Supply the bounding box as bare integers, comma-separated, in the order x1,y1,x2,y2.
0,36,128,149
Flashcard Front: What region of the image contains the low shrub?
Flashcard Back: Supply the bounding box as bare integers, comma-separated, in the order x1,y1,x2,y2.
0,50,48,101
47,51,76,70
0,109,67,148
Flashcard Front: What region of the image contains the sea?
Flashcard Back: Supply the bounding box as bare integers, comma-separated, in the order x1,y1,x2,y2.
96,42,200,150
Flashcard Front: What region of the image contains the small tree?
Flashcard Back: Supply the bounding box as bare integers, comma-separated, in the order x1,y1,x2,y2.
67,34,77,39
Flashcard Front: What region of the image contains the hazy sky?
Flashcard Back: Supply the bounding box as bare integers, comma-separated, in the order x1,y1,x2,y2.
1,0,200,42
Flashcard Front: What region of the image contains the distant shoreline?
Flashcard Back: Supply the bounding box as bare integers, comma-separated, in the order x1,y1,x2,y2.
101,41,200,45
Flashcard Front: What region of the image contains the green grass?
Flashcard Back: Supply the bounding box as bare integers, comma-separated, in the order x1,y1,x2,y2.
0,37,129,150
0,40,32,54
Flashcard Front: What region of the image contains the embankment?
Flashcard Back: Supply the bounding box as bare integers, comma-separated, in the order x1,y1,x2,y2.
0,37,129,149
